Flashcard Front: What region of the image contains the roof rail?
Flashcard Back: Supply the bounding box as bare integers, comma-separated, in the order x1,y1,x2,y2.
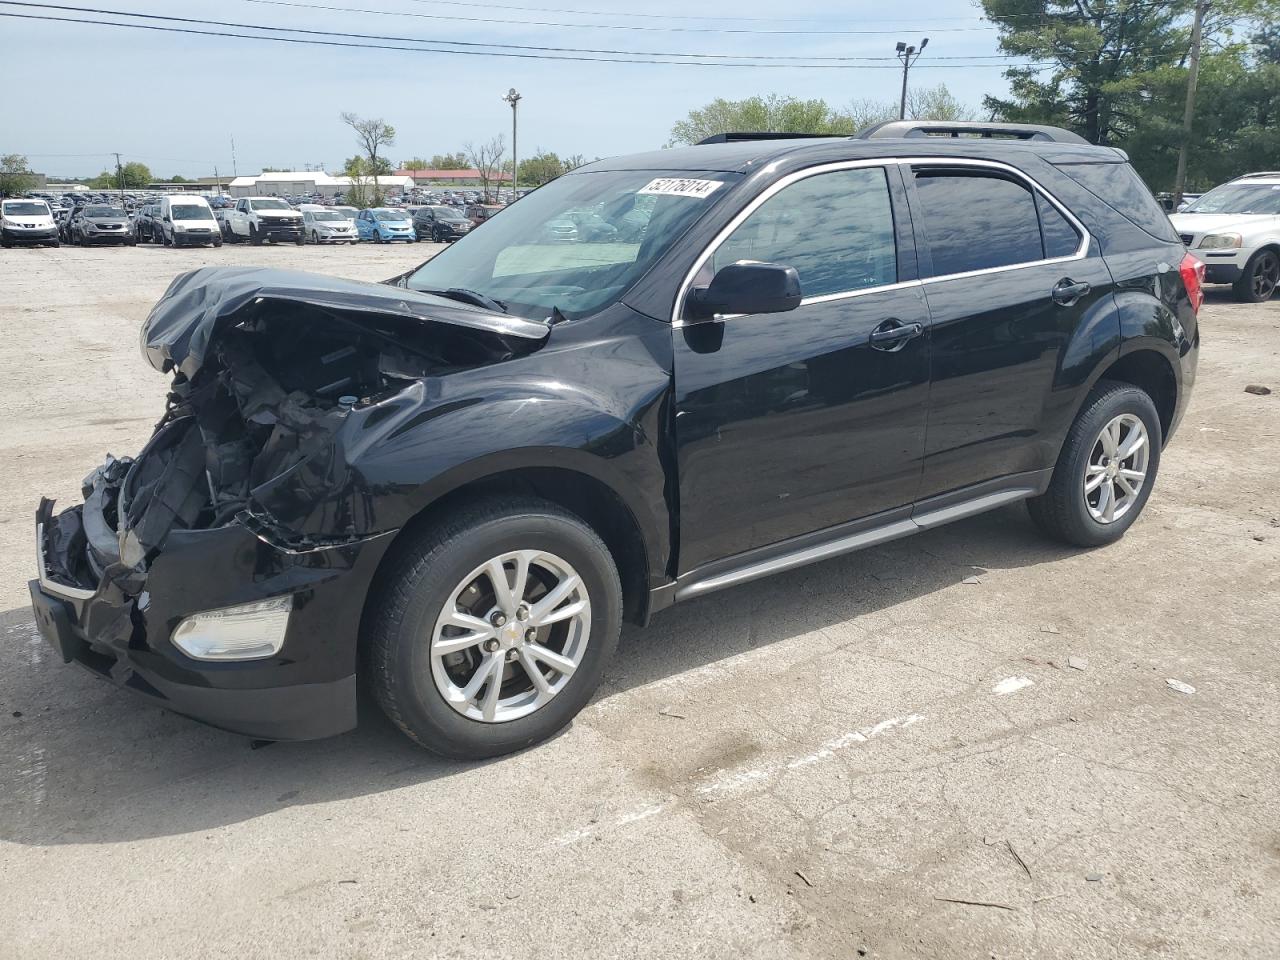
695,132,841,145
855,120,1089,145
1232,170,1280,180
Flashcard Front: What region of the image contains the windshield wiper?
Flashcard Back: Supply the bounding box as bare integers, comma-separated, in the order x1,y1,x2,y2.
423,287,508,313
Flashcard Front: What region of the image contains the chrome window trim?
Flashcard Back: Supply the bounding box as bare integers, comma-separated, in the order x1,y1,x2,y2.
671,156,1092,328
907,156,1090,284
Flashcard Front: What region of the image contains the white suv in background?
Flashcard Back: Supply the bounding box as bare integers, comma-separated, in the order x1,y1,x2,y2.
1170,172,1280,302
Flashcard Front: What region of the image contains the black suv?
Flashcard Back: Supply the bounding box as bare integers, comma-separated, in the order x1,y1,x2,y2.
32,122,1201,759
412,204,473,242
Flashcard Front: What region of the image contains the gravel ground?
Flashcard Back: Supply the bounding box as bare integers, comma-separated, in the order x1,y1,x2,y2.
1,243,1277,960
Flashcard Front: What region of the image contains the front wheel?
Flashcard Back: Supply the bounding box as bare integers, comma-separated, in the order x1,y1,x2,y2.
1232,249,1280,303
1027,380,1162,547
250,225,263,246
362,497,622,759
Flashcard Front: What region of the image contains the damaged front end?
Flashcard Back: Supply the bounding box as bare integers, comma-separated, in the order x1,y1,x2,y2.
32,266,549,739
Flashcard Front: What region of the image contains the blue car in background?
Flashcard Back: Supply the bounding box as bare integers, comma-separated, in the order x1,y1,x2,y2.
356,207,417,243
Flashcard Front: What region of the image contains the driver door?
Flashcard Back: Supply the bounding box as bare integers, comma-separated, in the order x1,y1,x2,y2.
672,163,932,572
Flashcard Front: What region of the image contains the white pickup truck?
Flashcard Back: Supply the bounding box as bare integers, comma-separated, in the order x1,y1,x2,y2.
221,197,305,245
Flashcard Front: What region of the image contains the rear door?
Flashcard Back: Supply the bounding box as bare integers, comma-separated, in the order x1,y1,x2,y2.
672,162,931,572
905,161,1116,502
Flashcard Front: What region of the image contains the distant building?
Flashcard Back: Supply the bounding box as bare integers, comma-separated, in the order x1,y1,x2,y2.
395,168,513,187
226,171,415,198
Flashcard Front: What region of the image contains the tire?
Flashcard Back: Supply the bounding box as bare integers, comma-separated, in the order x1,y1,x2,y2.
213,239,223,248
295,235,305,246
250,225,262,246
1231,248,1280,303
362,496,622,759
1027,379,1162,548
1,237,11,249
310,230,319,245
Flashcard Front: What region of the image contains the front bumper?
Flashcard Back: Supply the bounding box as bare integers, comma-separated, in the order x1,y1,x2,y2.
316,230,356,243
32,497,396,740
172,229,219,246
83,229,132,244
2,226,58,243
257,219,304,240
1186,246,1251,284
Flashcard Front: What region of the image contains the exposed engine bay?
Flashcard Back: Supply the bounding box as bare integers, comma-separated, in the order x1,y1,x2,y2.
40,267,550,598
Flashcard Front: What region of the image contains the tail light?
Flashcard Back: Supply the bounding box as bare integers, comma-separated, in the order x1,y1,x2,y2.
1179,252,1205,314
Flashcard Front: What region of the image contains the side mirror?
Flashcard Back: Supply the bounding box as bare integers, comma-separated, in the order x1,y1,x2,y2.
685,261,802,322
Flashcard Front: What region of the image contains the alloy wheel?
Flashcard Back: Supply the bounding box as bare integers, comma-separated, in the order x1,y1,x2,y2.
1084,413,1150,524
429,550,591,723
1252,252,1279,300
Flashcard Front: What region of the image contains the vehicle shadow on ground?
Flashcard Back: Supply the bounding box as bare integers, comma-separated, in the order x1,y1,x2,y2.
0,503,1077,846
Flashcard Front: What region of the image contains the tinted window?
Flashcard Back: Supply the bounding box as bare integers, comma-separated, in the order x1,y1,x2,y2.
914,171,1043,276
1038,194,1081,258
712,167,897,298
1055,161,1180,243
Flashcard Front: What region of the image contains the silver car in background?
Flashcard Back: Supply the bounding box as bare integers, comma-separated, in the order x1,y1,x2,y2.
302,207,359,245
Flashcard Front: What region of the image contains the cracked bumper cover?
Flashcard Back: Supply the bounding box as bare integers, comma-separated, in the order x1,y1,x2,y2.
32,497,396,740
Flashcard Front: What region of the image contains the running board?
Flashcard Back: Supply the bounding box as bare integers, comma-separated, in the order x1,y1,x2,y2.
673,486,1036,602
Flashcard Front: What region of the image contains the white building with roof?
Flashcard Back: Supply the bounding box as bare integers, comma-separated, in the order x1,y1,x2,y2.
226,171,415,199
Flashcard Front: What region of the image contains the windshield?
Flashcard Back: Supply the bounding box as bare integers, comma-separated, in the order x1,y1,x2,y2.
432,206,467,221
407,170,740,320
85,206,125,218
3,201,48,216
172,204,213,220
1184,183,1280,215
311,211,346,222
373,209,408,222
251,199,291,211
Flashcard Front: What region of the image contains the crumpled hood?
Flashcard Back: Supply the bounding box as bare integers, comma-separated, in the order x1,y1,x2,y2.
141,266,550,379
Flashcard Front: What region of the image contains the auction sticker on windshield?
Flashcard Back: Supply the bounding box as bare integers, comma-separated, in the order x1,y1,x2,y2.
638,178,723,199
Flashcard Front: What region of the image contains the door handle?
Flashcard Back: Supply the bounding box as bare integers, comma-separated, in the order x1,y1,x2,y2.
869,319,924,351
1051,278,1091,306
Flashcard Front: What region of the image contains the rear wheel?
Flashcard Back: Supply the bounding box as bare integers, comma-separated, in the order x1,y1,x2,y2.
1027,380,1162,547
1232,249,1280,303
362,497,621,759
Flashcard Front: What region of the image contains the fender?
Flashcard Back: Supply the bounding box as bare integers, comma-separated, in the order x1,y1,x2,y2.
250,369,675,582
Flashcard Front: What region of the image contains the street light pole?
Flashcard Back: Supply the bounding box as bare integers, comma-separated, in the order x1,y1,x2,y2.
503,88,522,200
894,37,929,120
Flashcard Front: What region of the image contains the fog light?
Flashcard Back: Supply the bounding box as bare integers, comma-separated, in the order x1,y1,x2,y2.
171,596,293,661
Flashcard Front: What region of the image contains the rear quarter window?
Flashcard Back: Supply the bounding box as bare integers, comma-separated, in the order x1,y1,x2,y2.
1054,162,1180,244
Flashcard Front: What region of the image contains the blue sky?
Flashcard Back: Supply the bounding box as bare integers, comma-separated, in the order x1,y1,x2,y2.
2,0,1018,178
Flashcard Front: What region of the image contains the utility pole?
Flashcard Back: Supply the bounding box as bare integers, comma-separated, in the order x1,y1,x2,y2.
1173,0,1209,208
503,88,522,200
230,136,238,178
895,38,928,120
113,152,124,205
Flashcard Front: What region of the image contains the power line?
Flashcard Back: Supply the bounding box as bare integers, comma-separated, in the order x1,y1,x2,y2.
0,7,1060,69
391,0,1182,25
237,0,1001,36
0,0,1037,62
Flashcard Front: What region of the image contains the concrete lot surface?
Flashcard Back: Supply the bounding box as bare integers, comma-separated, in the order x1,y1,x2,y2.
1,244,1277,959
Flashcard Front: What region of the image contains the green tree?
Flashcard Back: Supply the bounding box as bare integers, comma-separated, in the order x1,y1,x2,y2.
670,86,975,146
343,155,392,207
518,151,566,187
0,154,37,197
668,95,852,145
981,0,1193,146
341,112,396,205
982,0,1280,190
88,161,152,191
168,174,189,183
430,152,469,170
